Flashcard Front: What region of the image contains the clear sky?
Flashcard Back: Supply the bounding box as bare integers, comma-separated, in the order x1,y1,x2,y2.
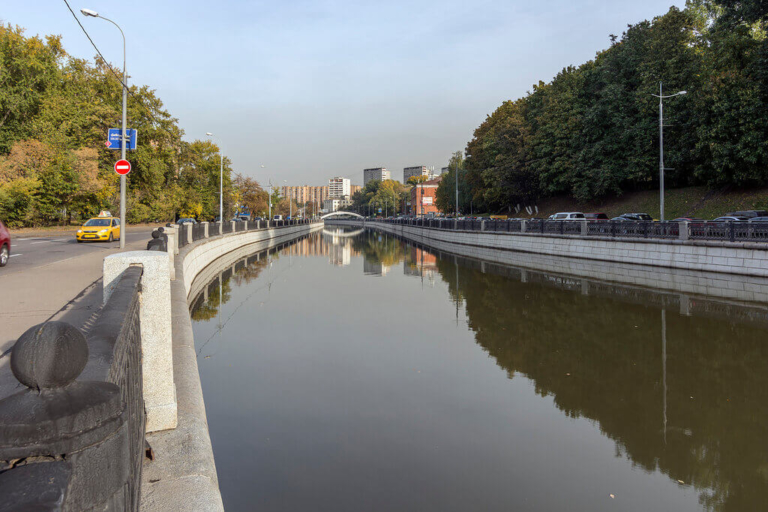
5,0,685,186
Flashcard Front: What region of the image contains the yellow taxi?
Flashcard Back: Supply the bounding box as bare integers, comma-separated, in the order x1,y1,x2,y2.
76,215,121,243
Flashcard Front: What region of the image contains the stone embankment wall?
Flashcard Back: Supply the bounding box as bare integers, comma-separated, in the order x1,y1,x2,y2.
139,221,323,511
326,219,768,304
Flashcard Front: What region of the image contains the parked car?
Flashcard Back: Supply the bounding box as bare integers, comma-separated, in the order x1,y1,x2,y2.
76,216,121,243
177,218,197,225
618,213,654,221
0,219,10,267
671,217,704,222
550,212,585,220
585,213,608,221
748,216,768,222
725,210,768,219
713,216,748,222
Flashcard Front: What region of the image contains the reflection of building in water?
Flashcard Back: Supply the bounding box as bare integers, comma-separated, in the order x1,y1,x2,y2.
330,242,351,266
363,259,391,276
281,232,360,264
404,247,438,285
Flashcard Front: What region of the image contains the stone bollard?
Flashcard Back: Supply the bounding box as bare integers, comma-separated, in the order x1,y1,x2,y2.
244,220,248,230
678,221,689,241
480,220,486,231
147,229,166,251
580,219,588,235
103,251,177,432
202,221,209,238
521,220,527,233
186,223,193,243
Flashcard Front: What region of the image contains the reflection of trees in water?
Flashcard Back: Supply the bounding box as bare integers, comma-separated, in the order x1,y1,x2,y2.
354,232,405,268
190,255,269,321
434,256,768,512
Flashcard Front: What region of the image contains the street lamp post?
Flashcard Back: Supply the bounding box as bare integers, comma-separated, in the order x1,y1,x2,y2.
283,180,292,219
205,133,224,223
455,164,459,218
651,82,686,222
81,8,127,248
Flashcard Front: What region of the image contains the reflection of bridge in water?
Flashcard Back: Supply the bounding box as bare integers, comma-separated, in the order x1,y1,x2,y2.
322,228,365,238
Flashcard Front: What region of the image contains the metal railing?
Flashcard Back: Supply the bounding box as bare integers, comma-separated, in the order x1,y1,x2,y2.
222,221,233,234
340,217,768,243
0,268,145,511
192,222,206,241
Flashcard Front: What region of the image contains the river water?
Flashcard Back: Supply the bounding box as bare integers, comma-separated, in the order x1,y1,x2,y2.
190,228,768,512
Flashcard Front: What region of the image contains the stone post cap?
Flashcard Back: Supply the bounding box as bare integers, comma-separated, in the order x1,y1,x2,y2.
11,322,88,390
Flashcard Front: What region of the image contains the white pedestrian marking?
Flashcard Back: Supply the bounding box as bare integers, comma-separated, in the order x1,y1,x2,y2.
9,254,21,258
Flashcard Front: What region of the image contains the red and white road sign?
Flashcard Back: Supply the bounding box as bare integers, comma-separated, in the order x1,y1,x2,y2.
104,140,112,148
114,159,131,175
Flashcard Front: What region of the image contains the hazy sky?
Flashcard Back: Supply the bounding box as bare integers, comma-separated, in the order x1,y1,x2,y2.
6,0,684,186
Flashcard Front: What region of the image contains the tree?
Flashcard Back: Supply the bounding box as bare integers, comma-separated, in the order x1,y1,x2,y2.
234,174,268,217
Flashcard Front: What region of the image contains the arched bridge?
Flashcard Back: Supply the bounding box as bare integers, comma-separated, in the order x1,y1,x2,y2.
320,211,364,220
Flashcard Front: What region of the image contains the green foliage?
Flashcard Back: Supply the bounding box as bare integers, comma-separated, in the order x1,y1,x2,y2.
453,2,768,213
0,23,251,227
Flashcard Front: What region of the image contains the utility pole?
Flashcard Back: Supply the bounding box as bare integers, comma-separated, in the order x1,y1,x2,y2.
82,9,128,248
652,82,686,222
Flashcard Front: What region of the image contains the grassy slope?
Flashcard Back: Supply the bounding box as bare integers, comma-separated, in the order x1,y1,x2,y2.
511,187,768,220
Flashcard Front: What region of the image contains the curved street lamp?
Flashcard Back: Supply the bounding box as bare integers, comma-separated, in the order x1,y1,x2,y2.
651,82,687,222
81,8,128,248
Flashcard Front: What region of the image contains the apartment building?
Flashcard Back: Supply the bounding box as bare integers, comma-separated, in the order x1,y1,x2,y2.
328,177,351,198
363,167,390,185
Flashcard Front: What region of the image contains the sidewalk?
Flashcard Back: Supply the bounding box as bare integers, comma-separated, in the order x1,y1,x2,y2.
0,234,152,353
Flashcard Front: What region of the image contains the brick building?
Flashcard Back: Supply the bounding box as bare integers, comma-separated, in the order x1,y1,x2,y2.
410,176,442,216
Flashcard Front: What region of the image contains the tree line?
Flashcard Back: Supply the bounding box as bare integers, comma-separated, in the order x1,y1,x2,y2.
0,24,277,227
436,0,768,215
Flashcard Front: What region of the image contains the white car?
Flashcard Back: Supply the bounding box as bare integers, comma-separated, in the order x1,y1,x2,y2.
550,212,585,220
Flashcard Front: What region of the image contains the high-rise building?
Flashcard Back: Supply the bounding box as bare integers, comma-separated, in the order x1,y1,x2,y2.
403,166,429,183
328,177,351,198
350,184,362,197
363,167,390,185
440,167,449,175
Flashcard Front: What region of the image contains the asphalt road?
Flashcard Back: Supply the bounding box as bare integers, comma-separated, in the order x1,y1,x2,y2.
0,227,156,355
4,228,155,276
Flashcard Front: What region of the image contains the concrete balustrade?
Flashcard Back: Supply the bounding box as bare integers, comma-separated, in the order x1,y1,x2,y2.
103,251,177,433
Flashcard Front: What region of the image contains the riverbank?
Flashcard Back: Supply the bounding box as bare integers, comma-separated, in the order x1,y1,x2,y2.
140,221,324,511
326,219,768,304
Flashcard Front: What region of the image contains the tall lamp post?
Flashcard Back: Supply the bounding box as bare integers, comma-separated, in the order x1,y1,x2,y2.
205,132,224,222
651,82,686,222
283,180,292,219
454,163,459,218
81,8,127,248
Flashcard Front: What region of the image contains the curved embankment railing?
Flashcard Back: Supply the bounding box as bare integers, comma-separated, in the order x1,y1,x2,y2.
326,218,768,305
328,218,768,278
0,219,321,512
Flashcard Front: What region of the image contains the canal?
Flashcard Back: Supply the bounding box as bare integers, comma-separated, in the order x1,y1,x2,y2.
190,228,768,512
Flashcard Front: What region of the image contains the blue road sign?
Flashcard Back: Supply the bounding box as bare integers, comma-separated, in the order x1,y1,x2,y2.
378,208,382,213
107,129,137,150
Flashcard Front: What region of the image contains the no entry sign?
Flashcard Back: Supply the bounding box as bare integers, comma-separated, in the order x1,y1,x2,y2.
114,159,131,175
